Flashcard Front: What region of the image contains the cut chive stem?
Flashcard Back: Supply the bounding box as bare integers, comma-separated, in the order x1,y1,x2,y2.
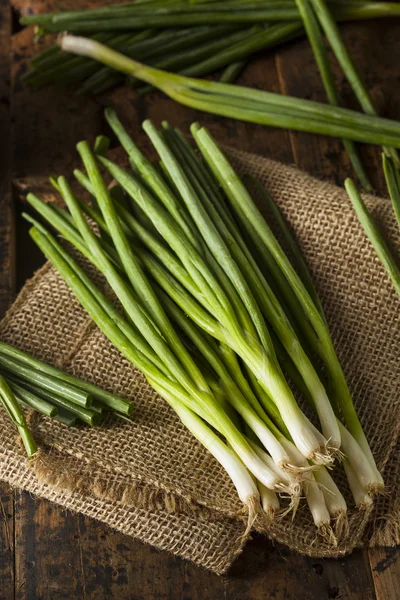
0,352,92,408
8,379,58,418
0,341,133,415
0,374,38,457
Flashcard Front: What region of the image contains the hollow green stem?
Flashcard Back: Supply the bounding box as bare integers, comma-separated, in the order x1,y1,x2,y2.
345,178,400,298
0,374,37,457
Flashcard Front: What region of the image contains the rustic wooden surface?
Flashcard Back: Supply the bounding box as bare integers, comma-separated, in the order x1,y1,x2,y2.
1,2,400,598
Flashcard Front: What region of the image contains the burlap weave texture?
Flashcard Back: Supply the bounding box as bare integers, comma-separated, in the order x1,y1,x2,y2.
0,147,399,573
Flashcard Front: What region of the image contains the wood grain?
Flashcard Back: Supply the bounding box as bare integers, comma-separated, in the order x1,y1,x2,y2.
369,547,400,600
0,3,14,600
1,2,399,598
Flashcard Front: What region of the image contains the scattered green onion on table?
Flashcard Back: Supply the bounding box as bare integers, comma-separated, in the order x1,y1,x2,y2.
19,2,400,100
22,108,385,540
0,341,134,456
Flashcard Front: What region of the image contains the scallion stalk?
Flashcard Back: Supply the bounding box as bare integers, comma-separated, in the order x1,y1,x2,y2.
220,59,247,84
0,352,92,408
0,338,133,415
345,178,400,298
59,36,400,149
21,3,400,33
8,379,58,418
0,374,37,457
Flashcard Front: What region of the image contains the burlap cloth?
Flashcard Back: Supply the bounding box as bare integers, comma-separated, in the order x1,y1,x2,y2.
1,147,399,574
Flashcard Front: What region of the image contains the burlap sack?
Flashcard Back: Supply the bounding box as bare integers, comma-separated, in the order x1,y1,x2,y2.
1,147,399,574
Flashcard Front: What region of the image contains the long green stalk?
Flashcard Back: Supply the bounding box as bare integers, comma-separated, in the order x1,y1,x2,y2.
383,154,400,234
22,3,400,32
0,342,131,414
309,0,399,166
345,178,400,298
8,379,58,418
294,0,371,190
60,36,400,149
159,122,338,446
0,353,92,408
0,374,37,457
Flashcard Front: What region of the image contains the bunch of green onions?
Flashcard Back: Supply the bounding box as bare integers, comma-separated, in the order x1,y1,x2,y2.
0,341,133,456
25,108,382,537
20,1,400,95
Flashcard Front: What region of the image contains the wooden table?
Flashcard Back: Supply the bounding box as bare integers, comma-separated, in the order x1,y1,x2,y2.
1,1,400,597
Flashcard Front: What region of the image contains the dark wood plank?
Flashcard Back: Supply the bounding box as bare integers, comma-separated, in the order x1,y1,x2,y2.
77,514,224,600
224,536,377,600
321,549,376,600
0,0,13,316
14,490,85,600
0,3,14,600
0,483,14,600
369,547,400,600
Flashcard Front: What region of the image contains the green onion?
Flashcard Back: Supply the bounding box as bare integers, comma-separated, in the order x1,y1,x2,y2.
0,352,92,408
220,60,247,84
21,2,400,33
0,341,133,415
345,178,400,298
59,36,400,149
382,154,400,234
7,379,58,418
294,0,371,190
0,374,37,457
